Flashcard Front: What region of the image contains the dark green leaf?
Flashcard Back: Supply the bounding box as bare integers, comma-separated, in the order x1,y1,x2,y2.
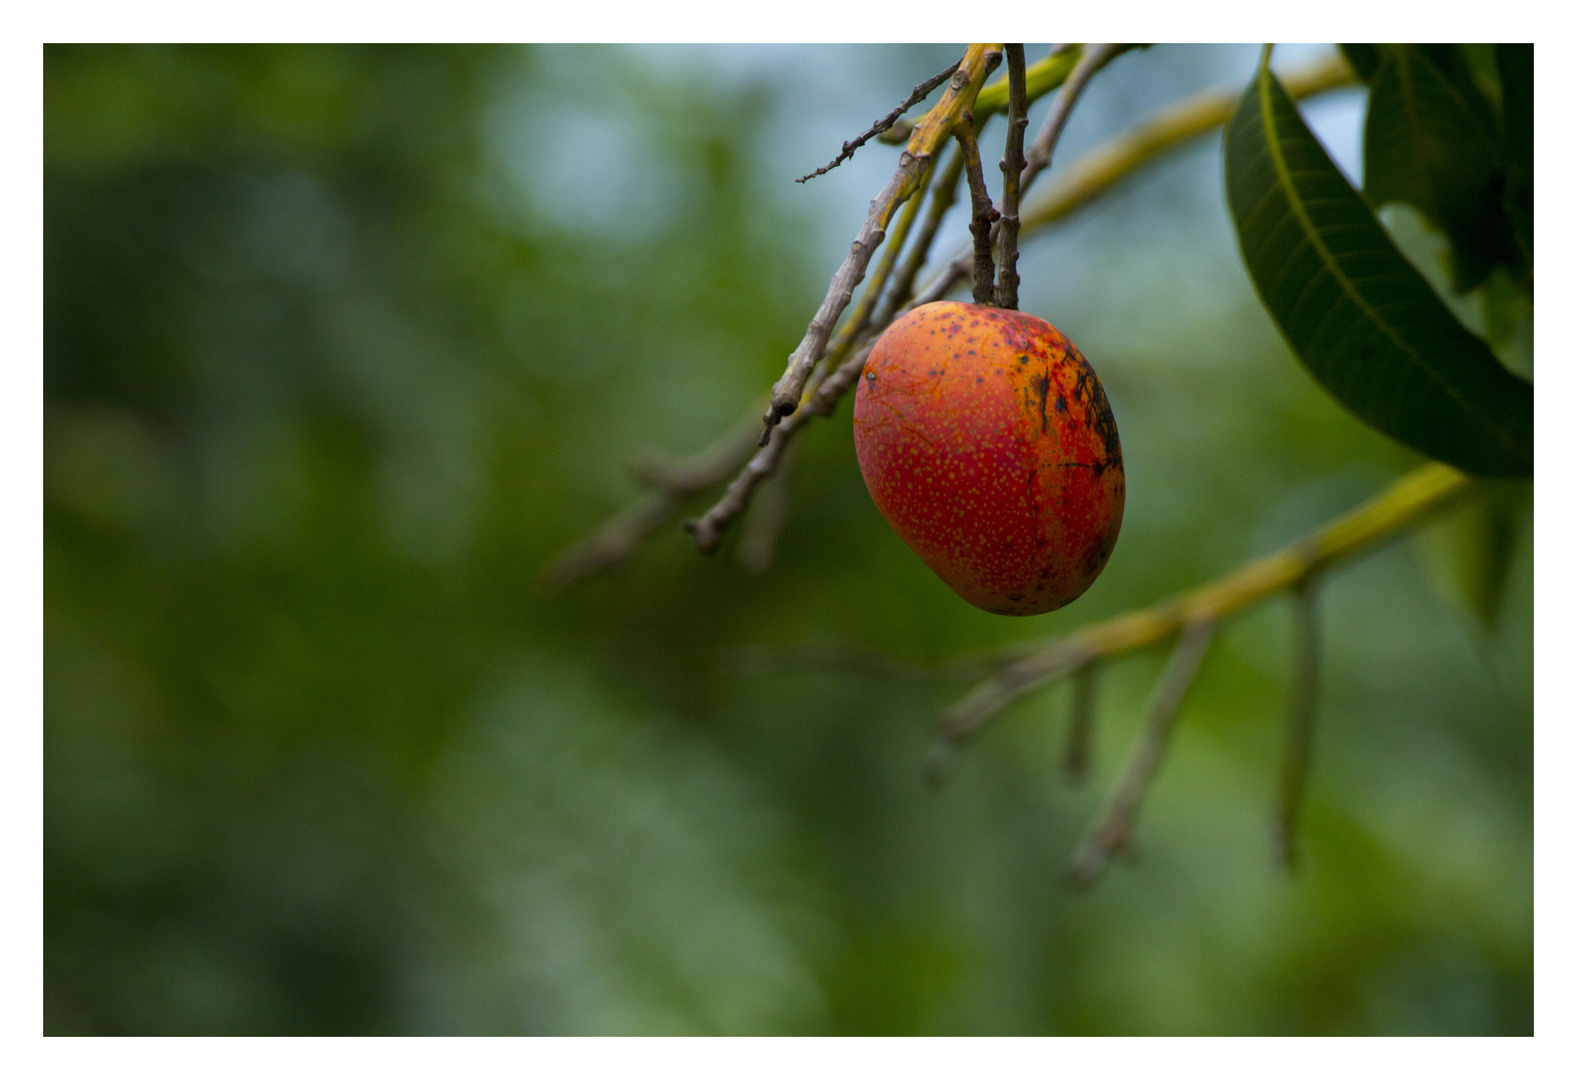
1497,43,1533,269
1225,62,1533,478
1339,44,1382,83
1364,44,1518,292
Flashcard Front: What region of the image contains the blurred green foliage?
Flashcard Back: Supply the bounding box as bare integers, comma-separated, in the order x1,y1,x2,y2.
44,44,1532,1035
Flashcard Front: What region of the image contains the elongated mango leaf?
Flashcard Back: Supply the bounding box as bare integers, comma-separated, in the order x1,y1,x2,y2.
1339,44,1382,83
1225,62,1533,478
1364,44,1518,292
1497,43,1533,268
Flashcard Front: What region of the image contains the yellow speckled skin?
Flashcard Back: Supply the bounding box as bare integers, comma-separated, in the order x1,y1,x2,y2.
853,301,1125,615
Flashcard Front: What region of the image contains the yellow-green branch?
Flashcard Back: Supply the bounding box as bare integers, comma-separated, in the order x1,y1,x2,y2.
937,462,1473,743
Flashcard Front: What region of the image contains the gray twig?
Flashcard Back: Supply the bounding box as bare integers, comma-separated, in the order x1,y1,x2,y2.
686,336,878,553
880,145,965,321
954,112,999,305
995,44,1029,310
763,46,1000,437
1019,44,1125,195
539,406,764,588
918,43,1127,309
735,438,799,573
1068,620,1216,890
796,60,962,183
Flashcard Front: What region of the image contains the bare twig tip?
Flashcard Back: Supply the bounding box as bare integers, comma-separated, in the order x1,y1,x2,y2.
796,59,962,183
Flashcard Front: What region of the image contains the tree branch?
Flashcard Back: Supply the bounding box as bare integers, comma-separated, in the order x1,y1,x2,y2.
910,49,1353,310
735,438,799,574
1019,44,1125,196
1017,50,1353,235
1067,619,1217,890
762,44,1003,436
685,335,879,553
954,112,999,305
882,145,964,318
796,60,961,183
995,44,1029,310
816,152,937,376
919,43,1125,305
934,463,1472,748
873,44,1084,147
538,404,767,589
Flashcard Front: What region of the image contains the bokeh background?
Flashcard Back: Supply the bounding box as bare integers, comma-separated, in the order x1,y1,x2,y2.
44,44,1532,1034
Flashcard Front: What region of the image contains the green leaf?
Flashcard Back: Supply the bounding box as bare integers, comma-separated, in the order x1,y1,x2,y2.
1363,45,1519,292
1225,61,1533,478
1497,44,1533,269
1339,44,1382,83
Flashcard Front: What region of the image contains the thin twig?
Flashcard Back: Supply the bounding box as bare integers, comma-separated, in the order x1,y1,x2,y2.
1017,50,1353,235
881,145,965,319
935,463,1471,748
796,60,962,183
1019,44,1125,196
1272,583,1321,870
816,153,937,376
995,44,1029,310
954,112,998,305
538,405,766,589
735,438,799,573
686,335,879,553
1067,620,1217,890
1064,662,1100,781
921,43,1127,305
762,44,1003,435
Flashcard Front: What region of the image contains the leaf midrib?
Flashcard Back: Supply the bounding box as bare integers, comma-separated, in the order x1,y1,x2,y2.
1252,65,1523,460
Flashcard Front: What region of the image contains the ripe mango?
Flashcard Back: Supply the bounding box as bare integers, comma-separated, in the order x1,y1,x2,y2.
853,301,1124,615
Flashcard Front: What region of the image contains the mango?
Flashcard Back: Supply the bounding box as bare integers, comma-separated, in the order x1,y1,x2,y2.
853,301,1124,615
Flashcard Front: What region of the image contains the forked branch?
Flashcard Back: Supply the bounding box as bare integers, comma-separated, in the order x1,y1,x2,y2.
931,462,1469,889
762,43,1003,436
1067,620,1217,889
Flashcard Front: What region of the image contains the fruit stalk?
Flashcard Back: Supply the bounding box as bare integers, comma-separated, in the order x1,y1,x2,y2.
995,44,1029,311
953,113,999,306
